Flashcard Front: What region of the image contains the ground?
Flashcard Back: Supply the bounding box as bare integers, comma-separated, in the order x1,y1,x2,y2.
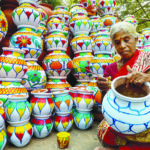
5,121,102,150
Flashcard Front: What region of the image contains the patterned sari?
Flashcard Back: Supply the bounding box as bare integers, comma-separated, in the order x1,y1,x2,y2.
97,50,150,150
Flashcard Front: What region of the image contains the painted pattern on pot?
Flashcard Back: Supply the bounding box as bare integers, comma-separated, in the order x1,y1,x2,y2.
0,47,27,79
31,115,53,138
70,6,88,17
124,15,137,27
54,114,73,132
0,78,28,104
137,33,144,47
74,111,94,130
17,0,41,6
47,18,64,33
70,35,94,53
55,6,69,12
70,16,92,36
45,33,68,50
0,10,8,42
90,54,114,76
30,89,54,115
102,76,150,134
42,51,73,77
5,95,31,122
45,77,71,92
142,28,150,45
0,129,7,150
9,28,43,59
22,59,47,91
53,90,73,115
12,5,42,29
63,26,70,39
7,120,33,147
97,0,117,15
0,101,5,129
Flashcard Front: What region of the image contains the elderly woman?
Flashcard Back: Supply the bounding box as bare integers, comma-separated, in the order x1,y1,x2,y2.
95,22,150,150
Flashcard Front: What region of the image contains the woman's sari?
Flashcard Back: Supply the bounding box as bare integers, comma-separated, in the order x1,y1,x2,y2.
98,50,150,150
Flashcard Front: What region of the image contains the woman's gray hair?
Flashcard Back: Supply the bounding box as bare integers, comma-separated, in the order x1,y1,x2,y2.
110,22,138,43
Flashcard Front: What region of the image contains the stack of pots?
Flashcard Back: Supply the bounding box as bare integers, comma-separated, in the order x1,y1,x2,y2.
42,6,74,132
142,28,150,52
30,89,54,138
9,0,47,92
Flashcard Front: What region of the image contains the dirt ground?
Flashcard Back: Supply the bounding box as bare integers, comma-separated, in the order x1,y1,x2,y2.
5,121,102,150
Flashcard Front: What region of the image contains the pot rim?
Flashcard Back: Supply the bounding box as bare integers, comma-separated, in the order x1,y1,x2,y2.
52,89,69,96
111,75,150,102
0,78,21,82
7,118,30,126
32,114,51,118
8,94,29,100
48,76,67,79
2,47,25,54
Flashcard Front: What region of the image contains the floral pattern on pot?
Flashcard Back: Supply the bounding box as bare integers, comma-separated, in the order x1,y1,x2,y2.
102,76,150,134
0,78,28,104
0,47,27,79
0,129,7,150
74,111,94,130
54,114,73,132
101,15,118,28
30,90,54,115
0,10,8,42
22,59,47,91
47,18,64,33
12,5,42,29
70,35,93,52
5,95,31,122
52,11,71,26
90,54,114,76
42,51,73,77
7,120,33,147
45,33,68,50
72,55,93,80
31,115,53,138
97,0,116,15
0,101,5,129
9,28,43,58
53,90,73,115
70,16,92,36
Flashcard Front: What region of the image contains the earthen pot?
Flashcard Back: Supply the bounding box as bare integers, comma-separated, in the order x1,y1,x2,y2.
1,4,17,34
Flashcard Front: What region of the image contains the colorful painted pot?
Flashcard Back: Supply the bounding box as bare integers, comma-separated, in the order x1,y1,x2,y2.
90,16,103,32
102,76,150,134
12,5,42,29
53,90,73,115
31,89,54,116
63,26,70,39
142,28,150,45
45,77,71,92
143,45,150,52
0,47,27,79
54,114,73,132
47,18,65,33
52,11,71,26
5,95,31,122
36,26,47,39
22,58,47,91
0,10,8,42
70,6,87,17
80,0,97,16
87,80,102,106
17,0,41,6
7,120,33,147
97,0,117,16
9,28,43,59
137,33,144,47
0,78,28,104
69,16,92,36
0,129,7,150
45,32,68,51
101,15,118,28
93,32,113,54
55,6,69,12
70,35,94,53
0,101,5,129
42,51,73,77
72,53,93,80
31,115,53,138
74,111,94,130
124,15,137,27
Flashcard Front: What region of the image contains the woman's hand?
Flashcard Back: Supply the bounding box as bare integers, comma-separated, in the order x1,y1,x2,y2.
126,65,150,87
96,76,111,91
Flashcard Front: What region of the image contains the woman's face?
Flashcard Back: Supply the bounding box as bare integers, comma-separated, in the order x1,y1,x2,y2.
113,31,137,59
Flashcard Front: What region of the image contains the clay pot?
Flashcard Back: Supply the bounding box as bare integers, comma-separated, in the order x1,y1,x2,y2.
39,3,53,23
1,4,17,34
0,129,7,150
